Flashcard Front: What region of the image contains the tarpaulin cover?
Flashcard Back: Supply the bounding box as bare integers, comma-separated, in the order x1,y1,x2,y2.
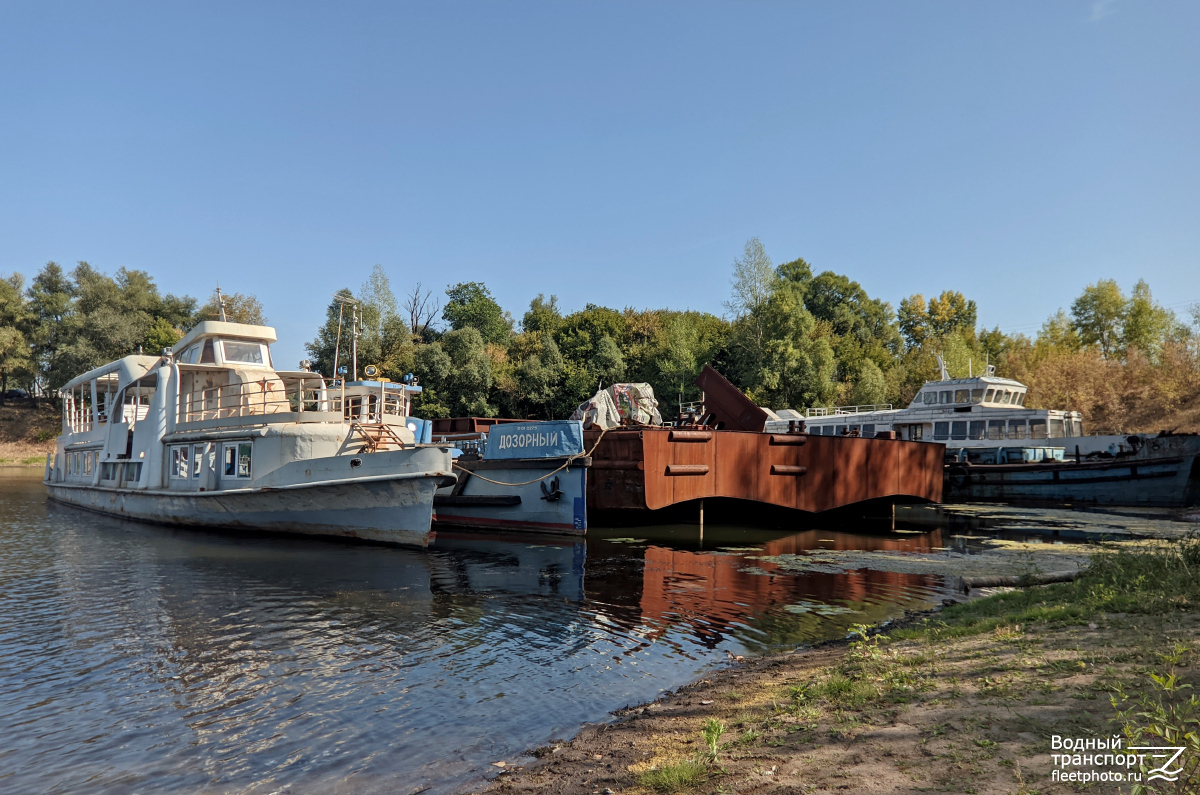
569,389,622,430
484,420,586,460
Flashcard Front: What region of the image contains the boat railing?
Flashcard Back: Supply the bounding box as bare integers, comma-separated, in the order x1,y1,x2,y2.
804,403,893,418
178,377,341,425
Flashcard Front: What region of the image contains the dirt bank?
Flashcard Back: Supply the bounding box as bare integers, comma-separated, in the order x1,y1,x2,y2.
0,399,58,464
483,542,1200,795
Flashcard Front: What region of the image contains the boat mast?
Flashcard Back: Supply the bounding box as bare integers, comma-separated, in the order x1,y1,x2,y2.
351,304,360,382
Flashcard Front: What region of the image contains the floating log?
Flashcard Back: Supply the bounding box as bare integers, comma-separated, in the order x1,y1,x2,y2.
959,570,1082,593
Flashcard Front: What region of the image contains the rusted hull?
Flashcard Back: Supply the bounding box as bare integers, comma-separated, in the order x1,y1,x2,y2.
585,429,942,513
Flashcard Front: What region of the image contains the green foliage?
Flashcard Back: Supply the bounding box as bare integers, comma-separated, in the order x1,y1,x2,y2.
1071,279,1127,359
638,759,708,792
701,718,726,762
414,327,495,417
443,282,512,345
197,289,265,325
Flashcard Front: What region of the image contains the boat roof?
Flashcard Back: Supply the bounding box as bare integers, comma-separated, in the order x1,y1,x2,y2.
343,379,423,393
919,376,1025,389
59,355,162,393
172,321,278,354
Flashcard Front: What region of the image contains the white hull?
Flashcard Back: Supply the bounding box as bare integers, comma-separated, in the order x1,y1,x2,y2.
47,473,447,547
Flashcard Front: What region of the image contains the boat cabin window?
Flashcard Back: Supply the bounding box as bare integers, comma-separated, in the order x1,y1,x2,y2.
179,344,200,364
221,340,267,366
984,388,995,402
969,420,985,439
987,420,1005,439
909,424,923,440
951,421,967,440
223,442,253,479
1029,419,1048,439
862,424,875,437
100,462,117,481
170,445,192,480
200,340,216,364
1008,419,1027,439
1049,419,1064,438
923,391,936,405
1000,390,1012,404
1015,392,1025,406
954,389,970,404
939,391,952,404
971,389,984,401
933,421,949,440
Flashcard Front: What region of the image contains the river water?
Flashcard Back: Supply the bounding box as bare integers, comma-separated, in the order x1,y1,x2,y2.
1,470,974,794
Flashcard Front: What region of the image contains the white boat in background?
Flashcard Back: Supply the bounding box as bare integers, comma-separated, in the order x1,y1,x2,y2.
45,320,455,547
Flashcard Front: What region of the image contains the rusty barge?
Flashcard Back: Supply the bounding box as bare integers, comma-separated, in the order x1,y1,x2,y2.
429,366,942,531
583,426,942,519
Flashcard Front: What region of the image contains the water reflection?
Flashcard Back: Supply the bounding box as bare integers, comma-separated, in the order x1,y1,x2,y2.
1,472,954,795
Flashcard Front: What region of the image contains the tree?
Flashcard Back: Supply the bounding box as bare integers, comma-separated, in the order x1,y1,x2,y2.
305,289,356,377
730,280,835,409
898,294,930,349
414,327,495,417
1122,279,1176,359
776,256,813,287
926,291,977,340
898,291,976,349
850,359,887,406
1071,279,1126,359
25,262,75,394
725,237,777,319
1036,310,1082,354
402,282,440,339
0,274,32,398
442,282,512,345
198,289,267,325
522,294,563,335
514,332,565,418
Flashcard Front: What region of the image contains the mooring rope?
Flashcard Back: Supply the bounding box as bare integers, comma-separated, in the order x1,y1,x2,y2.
450,427,609,487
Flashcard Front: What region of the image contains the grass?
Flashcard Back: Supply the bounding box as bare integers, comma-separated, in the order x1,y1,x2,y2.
0,455,45,465
892,534,1200,644
638,759,708,793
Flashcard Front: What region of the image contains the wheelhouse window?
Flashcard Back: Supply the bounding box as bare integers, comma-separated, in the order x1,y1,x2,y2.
954,389,970,404
1015,392,1026,406
984,389,995,402
923,392,937,405
222,341,267,365
223,442,253,479
971,389,984,401
939,391,952,404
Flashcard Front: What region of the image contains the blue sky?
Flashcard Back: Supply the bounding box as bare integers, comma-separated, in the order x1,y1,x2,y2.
1,1,1197,366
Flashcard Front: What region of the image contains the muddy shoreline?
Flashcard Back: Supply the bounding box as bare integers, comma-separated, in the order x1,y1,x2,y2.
481,595,1199,795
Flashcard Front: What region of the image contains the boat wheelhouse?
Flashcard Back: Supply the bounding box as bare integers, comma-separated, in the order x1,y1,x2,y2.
802,375,1083,448
46,321,455,546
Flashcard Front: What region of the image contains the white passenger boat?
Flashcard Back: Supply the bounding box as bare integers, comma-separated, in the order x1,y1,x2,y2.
794,367,1088,449
44,321,455,547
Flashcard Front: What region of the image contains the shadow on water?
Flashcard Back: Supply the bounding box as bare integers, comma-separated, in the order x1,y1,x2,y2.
1,470,1072,795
